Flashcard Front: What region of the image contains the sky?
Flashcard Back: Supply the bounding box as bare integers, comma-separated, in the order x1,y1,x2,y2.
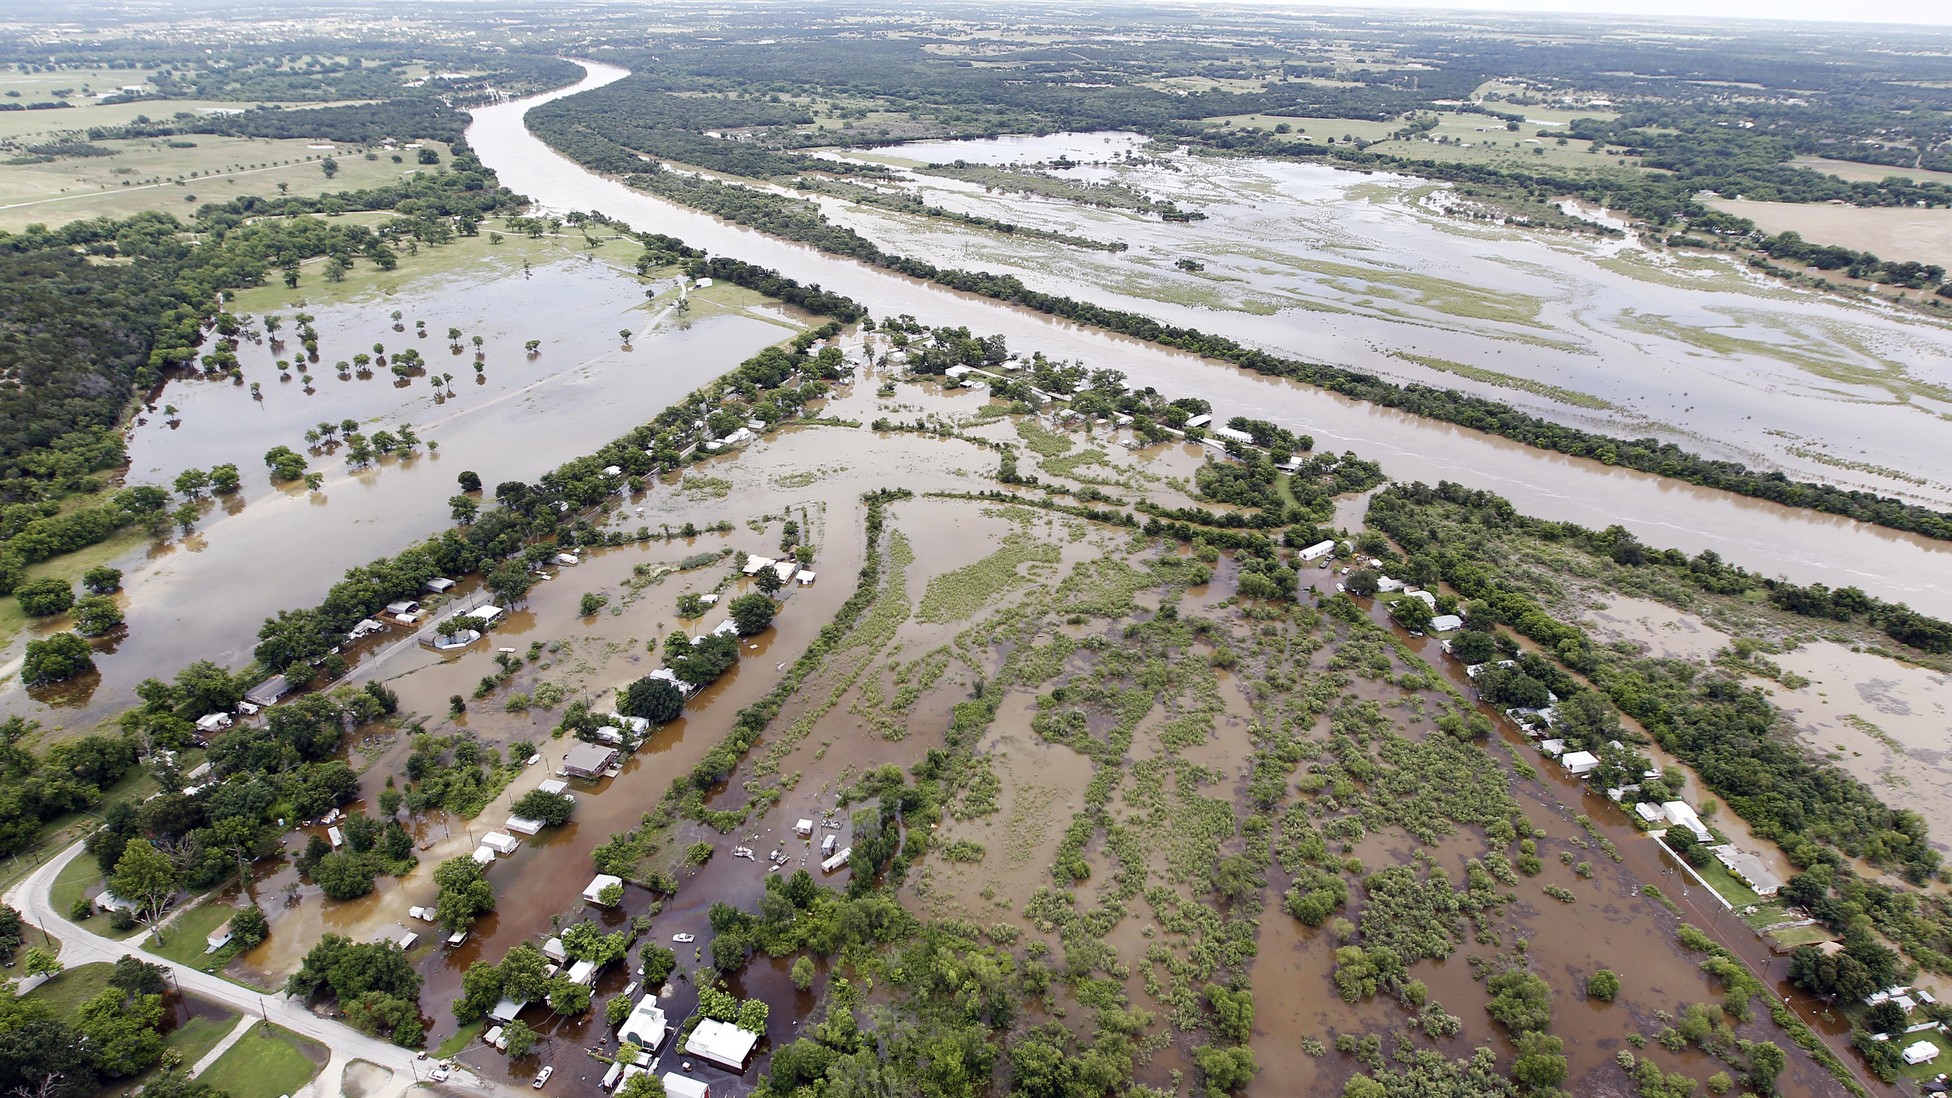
1262,0,1952,27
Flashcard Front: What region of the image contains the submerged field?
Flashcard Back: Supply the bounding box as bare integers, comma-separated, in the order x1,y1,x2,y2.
137,332,1881,1098
805,132,1952,509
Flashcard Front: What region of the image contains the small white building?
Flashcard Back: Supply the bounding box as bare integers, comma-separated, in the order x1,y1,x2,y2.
1902,1040,1939,1066
663,1074,710,1098
795,818,815,837
1375,576,1406,592
482,831,520,855
1298,540,1336,562
1211,425,1255,446
538,779,570,797
1184,413,1213,429
385,600,420,617
1404,588,1438,608
685,1018,759,1071
619,996,669,1051
1661,801,1712,843
327,825,345,849
796,570,816,586
822,846,852,874
425,577,456,594
566,958,597,986
196,713,233,734
742,555,777,576
822,833,839,856
583,873,624,905
1635,802,1667,825
505,815,544,836
1428,614,1464,633
206,918,235,953
472,845,497,866
488,996,527,1024
543,936,568,963
1537,739,1567,758
1560,750,1600,777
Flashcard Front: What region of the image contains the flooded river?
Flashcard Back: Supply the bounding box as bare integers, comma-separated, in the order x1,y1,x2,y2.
476,62,1952,619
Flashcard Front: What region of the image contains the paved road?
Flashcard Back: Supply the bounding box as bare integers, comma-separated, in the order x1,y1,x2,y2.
5,840,519,1098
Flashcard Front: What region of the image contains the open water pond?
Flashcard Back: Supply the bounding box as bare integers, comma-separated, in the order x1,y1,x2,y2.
1,255,796,727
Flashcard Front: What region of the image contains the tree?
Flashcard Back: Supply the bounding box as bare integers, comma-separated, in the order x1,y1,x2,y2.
310,851,379,900
111,955,169,996
503,1019,536,1058
619,329,632,345
263,446,307,481
230,905,269,947
510,789,575,826
1512,1032,1567,1089
321,156,339,178
76,987,166,1076
72,595,123,637
755,565,785,596
546,976,591,1015
109,839,179,941
617,1072,665,1098
1748,1042,1786,1094
21,946,61,978
83,566,123,594
458,470,482,493
728,592,777,636
1390,595,1434,632
791,955,815,990
1447,629,1499,665
620,676,686,725
433,856,496,932
1344,568,1380,596
15,577,74,617
173,468,209,499
449,495,479,525
1485,969,1553,1036
1586,969,1620,1002
22,633,94,685
209,464,242,494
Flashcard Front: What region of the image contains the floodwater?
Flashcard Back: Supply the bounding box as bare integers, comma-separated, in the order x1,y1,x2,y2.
0,256,793,728
815,132,1952,509
474,62,1952,620
202,357,1884,1095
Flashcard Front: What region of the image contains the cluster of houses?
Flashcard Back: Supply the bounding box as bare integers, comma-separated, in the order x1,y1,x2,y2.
1856,984,1948,1066
740,553,816,588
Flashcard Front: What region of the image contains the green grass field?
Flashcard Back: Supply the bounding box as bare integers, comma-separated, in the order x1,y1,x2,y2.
1200,109,1646,179
165,1012,241,1070
22,959,117,1014
225,214,648,315
0,138,450,232
195,1024,328,1098
147,899,246,971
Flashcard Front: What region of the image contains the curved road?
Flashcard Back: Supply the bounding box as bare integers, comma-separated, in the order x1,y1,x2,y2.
5,840,519,1098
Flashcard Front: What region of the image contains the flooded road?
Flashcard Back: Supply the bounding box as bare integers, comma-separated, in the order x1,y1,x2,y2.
2,255,793,728
477,62,1952,619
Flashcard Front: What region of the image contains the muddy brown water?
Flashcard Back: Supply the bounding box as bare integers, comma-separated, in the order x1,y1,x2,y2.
1365,595,1879,1096
0,259,793,727
473,62,1952,624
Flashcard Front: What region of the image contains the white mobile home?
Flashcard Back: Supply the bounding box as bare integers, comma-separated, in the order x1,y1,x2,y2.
1298,540,1336,562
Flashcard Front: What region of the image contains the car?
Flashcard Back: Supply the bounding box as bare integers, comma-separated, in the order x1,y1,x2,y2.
671,933,695,943
533,1066,553,1089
